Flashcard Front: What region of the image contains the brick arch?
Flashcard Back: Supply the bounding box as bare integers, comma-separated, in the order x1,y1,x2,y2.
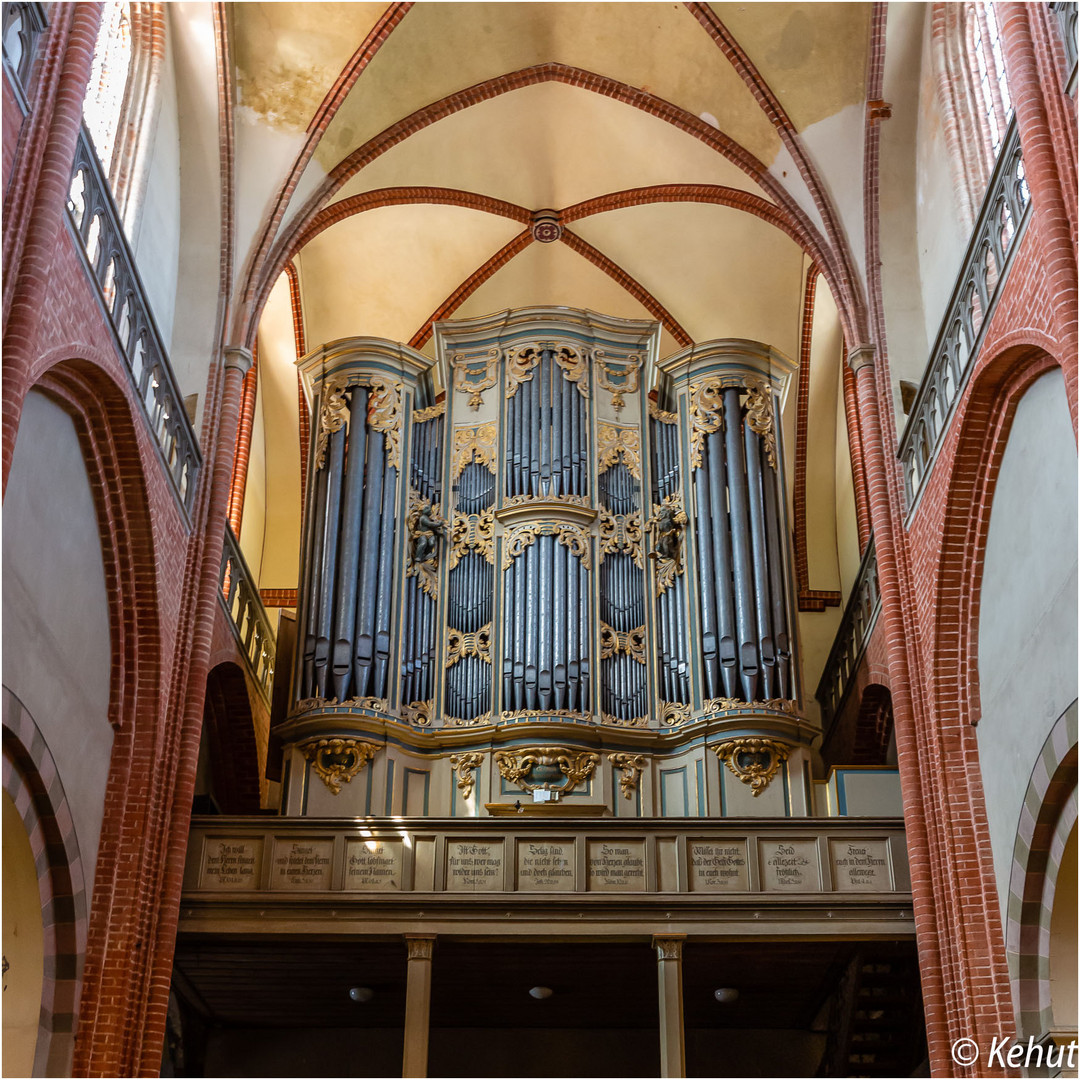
239,64,858,351
2,688,88,1077
1004,705,1077,1037
851,684,895,766
201,662,261,815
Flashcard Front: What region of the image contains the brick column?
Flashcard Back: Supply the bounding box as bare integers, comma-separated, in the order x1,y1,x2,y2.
653,934,686,1078
2,2,101,497
403,934,436,1078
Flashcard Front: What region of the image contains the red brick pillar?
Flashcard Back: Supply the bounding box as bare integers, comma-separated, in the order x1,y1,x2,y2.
2,2,101,496
998,3,1079,428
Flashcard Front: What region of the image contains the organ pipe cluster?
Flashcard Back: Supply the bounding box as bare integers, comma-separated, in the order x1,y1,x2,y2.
292,316,798,733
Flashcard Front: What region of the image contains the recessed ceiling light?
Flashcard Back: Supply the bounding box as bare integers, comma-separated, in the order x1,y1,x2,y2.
529,986,554,1000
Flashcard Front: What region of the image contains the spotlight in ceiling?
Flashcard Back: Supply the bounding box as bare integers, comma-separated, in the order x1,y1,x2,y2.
529,986,554,1000
348,986,374,1003
713,987,739,1004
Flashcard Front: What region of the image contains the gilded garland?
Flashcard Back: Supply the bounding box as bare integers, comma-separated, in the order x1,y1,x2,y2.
592,348,641,412
446,623,492,667
452,347,500,410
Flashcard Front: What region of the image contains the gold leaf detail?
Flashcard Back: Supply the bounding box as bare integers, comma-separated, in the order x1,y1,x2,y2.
647,494,687,596
712,737,791,796
446,623,492,667
596,423,642,479
689,379,725,471
413,401,446,422
494,746,599,793
505,345,541,398
502,523,591,570
598,508,643,568
743,377,777,470
402,700,434,727
554,345,589,398
299,737,379,796
593,349,642,412
647,398,679,425
608,752,649,799
658,701,692,726
449,752,485,798
314,377,351,471
599,622,646,665
452,348,500,409
450,507,495,568
366,377,404,472
451,423,498,479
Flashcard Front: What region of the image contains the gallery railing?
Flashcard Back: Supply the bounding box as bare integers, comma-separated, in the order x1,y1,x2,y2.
898,117,1031,515
66,126,202,520
1049,2,1078,93
815,535,881,738
1,0,47,105
220,525,276,704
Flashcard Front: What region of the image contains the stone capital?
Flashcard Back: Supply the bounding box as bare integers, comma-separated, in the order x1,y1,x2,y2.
652,934,686,961
847,343,876,373
223,346,254,376
405,934,437,961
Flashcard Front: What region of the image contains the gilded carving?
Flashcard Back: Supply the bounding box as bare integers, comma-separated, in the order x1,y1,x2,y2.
608,752,648,799
646,494,687,595
502,522,591,570
494,746,599,794
413,400,446,422
449,507,495,568
449,752,485,799
689,379,725,471
299,737,379,796
406,492,445,600
554,345,590,397
314,376,350,471
743,377,777,470
499,709,590,721
445,711,492,727
647,398,679,425
593,349,642,412
446,623,492,667
339,696,390,711
658,701,692,726
505,345,541,398
596,423,642,479
598,508,643,568
703,697,798,716
401,699,433,727
365,376,404,472
504,492,591,509
601,711,650,728
452,347,500,409
293,695,388,714
451,423,499,480
599,622,646,665
712,737,791,796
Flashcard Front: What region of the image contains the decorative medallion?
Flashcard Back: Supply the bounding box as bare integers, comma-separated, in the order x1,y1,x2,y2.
405,491,445,599
608,752,649,800
647,398,679,425
452,348,500,410
646,494,688,595
530,208,563,243
743,377,777,469
494,746,600,794
598,508,643,567
658,701,692,727
449,752,485,799
596,423,642,479
451,423,499,479
712,737,791,796
314,377,351,471
299,737,379,796
502,522,591,570
593,349,642,412
599,622,646,665
401,699,433,727
446,623,492,667
689,378,725,471
449,506,495,568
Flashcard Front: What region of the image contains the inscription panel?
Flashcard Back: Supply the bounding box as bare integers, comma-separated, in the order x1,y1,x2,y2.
759,838,821,892
270,838,333,890
517,839,576,891
587,839,646,892
345,838,404,891
688,839,749,892
829,839,892,892
446,840,504,892
201,838,263,890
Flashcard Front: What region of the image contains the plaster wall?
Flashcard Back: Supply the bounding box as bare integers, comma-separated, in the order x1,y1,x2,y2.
834,372,859,598
2,392,113,899
239,368,267,583
131,25,181,350
976,370,1078,920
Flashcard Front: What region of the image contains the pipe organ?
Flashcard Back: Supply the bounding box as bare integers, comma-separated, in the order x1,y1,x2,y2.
282,312,809,819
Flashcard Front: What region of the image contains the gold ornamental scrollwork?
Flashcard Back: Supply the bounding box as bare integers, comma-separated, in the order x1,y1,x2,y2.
499,709,589,721
743,377,778,470
445,711,493,727
292,695,389,714
659,701,692,727
446,623,492,667
365,376,404,472
689,379,725,471
449,507,495,569
703,697,798,716
449,752,485,799
413,400,446,423
598,508,643,568
339,695,390,711
504,492,592,509
712,737,791,797
494,746,600,794
646,494,688,595
314,376,351,471
601,711,650,728
452,348,500,410
505,345,541,398
593,349,641,412
502,522,591,571
647,398,678,425
607,752,649,800
451,423,499,480
405,491,445,600
554,345,589,397
596,423,642,479
401,699,433,727
299,737,379,796
599,622,646,666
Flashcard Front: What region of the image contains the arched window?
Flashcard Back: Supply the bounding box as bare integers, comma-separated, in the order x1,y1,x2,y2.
82,2,164,235
932,1,1016,230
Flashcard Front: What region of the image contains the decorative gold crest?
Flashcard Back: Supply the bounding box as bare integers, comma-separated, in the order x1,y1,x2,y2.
502,522,591,570
299,737,379,795
599,622,646,665
494,746,599,794
449,507,495,568
314,377,351,471
608,752,649,799
449,752,485,799
689,379,725,471
712,737,791,796
446,623,492,667
505,345,541,398
451,423,499,480
743,377,777,469
598,508,643,567
658,701,692,726
596,423,642,478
